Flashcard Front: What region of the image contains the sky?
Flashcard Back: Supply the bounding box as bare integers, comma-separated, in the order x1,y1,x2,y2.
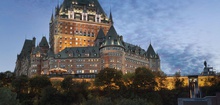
0,0,220,75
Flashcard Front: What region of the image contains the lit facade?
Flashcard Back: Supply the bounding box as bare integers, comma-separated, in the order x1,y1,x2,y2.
14,0,160,78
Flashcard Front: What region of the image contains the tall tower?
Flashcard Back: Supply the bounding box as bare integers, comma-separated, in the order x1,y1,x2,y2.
50,0,112,54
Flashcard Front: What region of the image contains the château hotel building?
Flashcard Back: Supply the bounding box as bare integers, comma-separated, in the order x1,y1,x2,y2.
15,0,160,78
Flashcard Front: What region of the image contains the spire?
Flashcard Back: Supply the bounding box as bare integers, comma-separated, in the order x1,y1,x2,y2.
109,9,114,24
55,4,60,16
50,12,54,23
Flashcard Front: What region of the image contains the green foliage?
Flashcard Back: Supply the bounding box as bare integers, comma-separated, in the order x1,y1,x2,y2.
0,87,20,105
12,75,29,94
133,67,157,91
51,80,62,90
29,76,51,95
116,98,153,105
0,71,15,88
39,86,63,105
83,97,154,105
61,76,91,104
82,97,113,105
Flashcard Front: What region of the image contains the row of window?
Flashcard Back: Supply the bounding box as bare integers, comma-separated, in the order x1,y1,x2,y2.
76,70,98,74
101,47,124,51
52,62,99,69
125,58,146,65
126,53,147,59
108,52,122,56
125,64,137,69
31,69,37,73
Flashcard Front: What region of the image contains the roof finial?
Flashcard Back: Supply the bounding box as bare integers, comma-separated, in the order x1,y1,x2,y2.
109,9,114,25
109,0,114,25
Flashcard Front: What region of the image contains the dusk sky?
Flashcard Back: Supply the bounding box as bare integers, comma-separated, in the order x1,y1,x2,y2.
0,0,220,75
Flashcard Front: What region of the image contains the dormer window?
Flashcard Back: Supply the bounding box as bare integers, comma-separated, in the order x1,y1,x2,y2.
88,15,95,22
74,13,82,20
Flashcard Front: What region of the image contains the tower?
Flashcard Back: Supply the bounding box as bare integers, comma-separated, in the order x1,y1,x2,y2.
146,44,160,71
49,0,112,54
100,25,126,73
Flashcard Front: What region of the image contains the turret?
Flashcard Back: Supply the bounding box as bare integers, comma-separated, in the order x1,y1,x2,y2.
100,25,124,49
39,36,49,53
100,25,125,73
146,44,160,71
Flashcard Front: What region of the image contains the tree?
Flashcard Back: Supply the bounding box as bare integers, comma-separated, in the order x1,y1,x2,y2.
153,71,167,90
95,68,123,90
133,67,157,91
0,71,15,88
0,87,20,105
39,86,63,105
12,75,30,104
174,72,184,89
29,76,51,95
61,76,74,92
61,76,91,104
12,75,29,94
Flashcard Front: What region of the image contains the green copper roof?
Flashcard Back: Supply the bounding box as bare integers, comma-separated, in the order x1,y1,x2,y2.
146,44,159,59
100,25,124,49
47,48,55,57
39,36,49,48
60,0,107,15
124,42,146,56
106,25,118,38
95,28,105,41
18,38,35,60
32,46,42,55
55,46,100,58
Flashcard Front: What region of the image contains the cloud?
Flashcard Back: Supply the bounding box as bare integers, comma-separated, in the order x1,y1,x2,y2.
99,0,220,75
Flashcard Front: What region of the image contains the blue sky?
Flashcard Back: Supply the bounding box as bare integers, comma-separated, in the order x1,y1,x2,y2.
0,0,220,75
